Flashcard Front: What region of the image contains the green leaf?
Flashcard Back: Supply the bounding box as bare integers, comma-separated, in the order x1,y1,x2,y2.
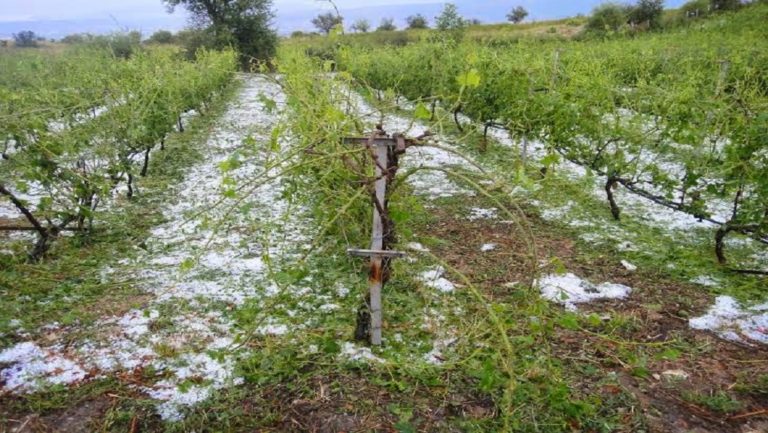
541,152,560,167
180,258,195,273
551,257,568,275
414,102,432,120
457,69,481,88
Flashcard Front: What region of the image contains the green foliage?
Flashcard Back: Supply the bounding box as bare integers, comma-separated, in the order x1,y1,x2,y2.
175,28,216,60
0,46,237,258
507,6,529,24
275,48,371,246
165,0,277,66
376,18,397,32
585,2,631,34
147,30,175,44
312,12,344,34
711,0,742,11
60,33,91,44
87,32,142,59
406,14,429,29
435,3,466,32
351,18,371,33
680,0,711,18
629,0,665,28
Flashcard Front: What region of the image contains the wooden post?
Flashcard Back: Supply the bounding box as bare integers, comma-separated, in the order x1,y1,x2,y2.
343,131,419,346
368,143,388,346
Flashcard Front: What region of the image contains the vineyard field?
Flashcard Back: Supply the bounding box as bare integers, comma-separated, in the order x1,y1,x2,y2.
1,4,767,433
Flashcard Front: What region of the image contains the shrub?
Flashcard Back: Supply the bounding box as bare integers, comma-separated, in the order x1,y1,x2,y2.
376,18,397,32
406,14,429,29
13,30,38,48
507,6,529,24
175,28,217,60
147,30,174,44
351,19,371,33
711,0,742,11
86,32,141,59
585,3,631,34
312,12,343,34
435,3,466,31
680,0,711,19
628,0,665,29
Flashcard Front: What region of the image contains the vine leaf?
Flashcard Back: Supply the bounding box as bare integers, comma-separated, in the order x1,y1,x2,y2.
457,69,481,88
414,102,432,120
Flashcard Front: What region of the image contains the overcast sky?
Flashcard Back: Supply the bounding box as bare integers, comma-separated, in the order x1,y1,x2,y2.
0,0,686,38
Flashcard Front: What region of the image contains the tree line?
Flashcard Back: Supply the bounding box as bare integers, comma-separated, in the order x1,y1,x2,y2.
307,4,530,35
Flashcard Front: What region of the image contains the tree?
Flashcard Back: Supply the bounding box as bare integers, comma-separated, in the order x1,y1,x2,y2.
148,30,175,44
711,0,741,10
175,28,216,59
13,30,38,48
585,2,630,33
351,19,371,33
312,12,343,34
680,0,710,18
629,0,664,28
507,6,529,24
91,32,142,59
61,33,91,44
164,0,277,65
406,14,429,29
376,18,397,32
435,3,465,31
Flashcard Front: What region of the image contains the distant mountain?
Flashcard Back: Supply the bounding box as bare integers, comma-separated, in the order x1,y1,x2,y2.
0,15,187,40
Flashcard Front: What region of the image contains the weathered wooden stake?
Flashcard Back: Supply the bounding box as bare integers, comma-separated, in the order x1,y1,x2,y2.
343,131,419,346
368,143,388,345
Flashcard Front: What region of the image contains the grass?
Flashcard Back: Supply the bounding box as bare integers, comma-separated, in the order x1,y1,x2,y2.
683,390,743,414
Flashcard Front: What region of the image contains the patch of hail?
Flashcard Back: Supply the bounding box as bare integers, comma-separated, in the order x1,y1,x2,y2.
0,75,312,421
418,266,457,293
424,337,457,365
340,342,385,364
689,296,768,345
621,260,637,272
690,275,720,287
407,242,430,253
537,273,632,311
480,243,497,252
468,207,498,221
